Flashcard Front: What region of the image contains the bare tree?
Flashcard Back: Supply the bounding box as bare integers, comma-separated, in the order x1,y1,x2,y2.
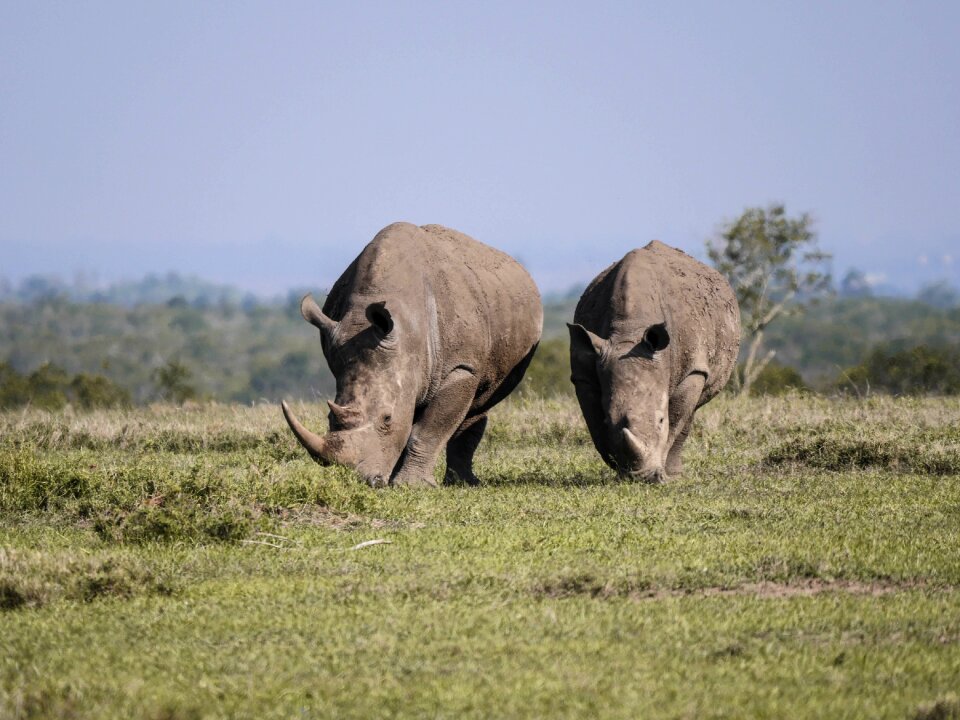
707,204,831,395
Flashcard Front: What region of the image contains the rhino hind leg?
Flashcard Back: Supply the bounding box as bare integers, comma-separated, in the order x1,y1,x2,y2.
391,368,478,488
665,373,707,477
482,343,538,410
444,414,487,486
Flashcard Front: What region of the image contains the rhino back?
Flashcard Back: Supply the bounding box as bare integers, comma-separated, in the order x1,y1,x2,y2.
417,224,542,385
324,222,542,394
575,240,739,399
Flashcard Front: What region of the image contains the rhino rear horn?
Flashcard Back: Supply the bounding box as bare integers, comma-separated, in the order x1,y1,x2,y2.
327,400,361,428
300,294,337,337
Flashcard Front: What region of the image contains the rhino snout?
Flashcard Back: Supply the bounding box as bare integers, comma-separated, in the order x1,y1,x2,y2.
625,466,665,484
618,427,664,482
364,473,389,489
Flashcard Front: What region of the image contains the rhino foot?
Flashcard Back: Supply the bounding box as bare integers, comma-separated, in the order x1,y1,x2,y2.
665,455,683,477
390,469,438,488
443,468,480,487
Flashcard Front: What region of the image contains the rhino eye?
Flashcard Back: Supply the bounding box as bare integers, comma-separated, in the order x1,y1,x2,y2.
382,413,392,426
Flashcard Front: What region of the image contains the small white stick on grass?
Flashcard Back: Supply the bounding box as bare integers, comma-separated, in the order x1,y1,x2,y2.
241,539,287,549
350,539,392,550
256,532,299,544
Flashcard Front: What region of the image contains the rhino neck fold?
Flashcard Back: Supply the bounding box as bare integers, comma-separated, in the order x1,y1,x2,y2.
420,282,445,405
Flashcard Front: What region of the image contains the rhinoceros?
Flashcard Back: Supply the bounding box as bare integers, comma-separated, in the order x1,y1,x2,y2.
568,240,740,482
282,222,543,487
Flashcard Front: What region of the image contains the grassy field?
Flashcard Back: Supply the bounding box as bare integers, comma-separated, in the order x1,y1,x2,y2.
2,394,960,719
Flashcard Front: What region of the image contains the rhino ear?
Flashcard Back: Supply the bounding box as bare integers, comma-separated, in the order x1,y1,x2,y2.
568,323,606,358
365,301,394,337
642,322,670,352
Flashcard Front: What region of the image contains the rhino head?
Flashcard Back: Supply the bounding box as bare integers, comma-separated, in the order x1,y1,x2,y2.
282,294,421,487
568,321,671,482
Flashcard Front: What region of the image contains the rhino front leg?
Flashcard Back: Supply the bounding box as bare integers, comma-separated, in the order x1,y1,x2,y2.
391,368,479,488
665,373,706,477
444,414,487,486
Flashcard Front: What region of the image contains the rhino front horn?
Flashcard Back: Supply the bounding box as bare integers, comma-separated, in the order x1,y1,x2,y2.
281,400,334,465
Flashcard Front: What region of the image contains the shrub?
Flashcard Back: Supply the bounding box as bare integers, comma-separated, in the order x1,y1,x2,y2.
0,363,132,410
518,337,572,398
0,362,29,408
26,363,70,410
70,373,132,409
837,343,960,396
748,361,807,396
153,359,197,404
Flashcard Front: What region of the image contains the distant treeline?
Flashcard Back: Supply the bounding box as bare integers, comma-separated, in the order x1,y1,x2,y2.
1,272,959,408
4,269,958,308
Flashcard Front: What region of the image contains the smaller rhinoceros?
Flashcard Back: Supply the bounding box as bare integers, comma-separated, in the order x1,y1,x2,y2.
568,240,740,482
282,222,542,488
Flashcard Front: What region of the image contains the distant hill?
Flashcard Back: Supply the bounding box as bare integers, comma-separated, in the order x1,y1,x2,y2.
0,272,267,308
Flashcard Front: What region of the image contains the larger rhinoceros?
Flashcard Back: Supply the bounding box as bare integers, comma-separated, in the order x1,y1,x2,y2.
568,240,740,482
282,222,543,487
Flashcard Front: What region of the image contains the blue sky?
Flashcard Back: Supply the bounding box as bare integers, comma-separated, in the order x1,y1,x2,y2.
2,1,958,294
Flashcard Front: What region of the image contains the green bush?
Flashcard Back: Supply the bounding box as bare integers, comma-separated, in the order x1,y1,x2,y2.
70,373,132,409
519,337,572,398
26,363,70,410
0,363,132,410
838,343,960,396
0,363,29,408
748,361,807,396
152,360,197,404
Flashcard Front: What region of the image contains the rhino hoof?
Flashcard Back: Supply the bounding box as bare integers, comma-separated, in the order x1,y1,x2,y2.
665,458,683,477
390,472,438,489
443,469,480,487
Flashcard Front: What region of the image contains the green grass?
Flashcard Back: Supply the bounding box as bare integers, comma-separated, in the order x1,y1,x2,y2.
2,395,960,719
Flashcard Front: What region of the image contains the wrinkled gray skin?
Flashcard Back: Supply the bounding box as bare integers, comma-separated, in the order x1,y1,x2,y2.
282,222,543,488
569,240,740,482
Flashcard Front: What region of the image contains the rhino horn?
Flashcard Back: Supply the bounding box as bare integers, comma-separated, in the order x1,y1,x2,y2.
281,400,335,465
327,400,357,427
300,294,337,336
621,428,647,458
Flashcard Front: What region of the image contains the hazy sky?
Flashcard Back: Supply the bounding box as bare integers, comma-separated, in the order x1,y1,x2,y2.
2,1,958,294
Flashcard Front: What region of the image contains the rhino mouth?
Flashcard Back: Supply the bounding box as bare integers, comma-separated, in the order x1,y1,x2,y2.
365,474,389,489
616,428,665,483
622,467,665,484
282,400,364,467
282,401,404,486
